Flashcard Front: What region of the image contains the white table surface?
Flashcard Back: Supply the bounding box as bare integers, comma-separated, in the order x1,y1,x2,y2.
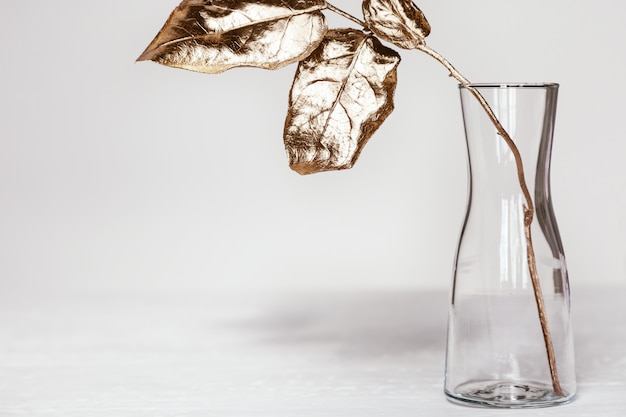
1,284,624,416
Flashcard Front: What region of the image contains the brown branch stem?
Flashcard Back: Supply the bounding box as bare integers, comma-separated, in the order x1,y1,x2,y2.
324,2,367,28
415,43,564,397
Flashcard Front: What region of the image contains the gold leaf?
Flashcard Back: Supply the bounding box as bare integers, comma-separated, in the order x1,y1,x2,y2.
137,0,328,74
284,29,401,175
362,0,431,49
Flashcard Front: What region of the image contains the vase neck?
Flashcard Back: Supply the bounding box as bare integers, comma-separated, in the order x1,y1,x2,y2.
459,84,559,200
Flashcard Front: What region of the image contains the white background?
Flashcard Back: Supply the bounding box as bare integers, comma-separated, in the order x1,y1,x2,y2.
1,0,625,293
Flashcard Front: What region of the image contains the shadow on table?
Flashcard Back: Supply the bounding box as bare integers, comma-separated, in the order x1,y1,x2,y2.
231,289,449,358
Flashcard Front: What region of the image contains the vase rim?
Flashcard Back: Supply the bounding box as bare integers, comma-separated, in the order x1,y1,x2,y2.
459,82,559,89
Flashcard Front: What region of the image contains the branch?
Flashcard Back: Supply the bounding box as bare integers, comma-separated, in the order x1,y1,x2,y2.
416,43,564,397
324,2,368,28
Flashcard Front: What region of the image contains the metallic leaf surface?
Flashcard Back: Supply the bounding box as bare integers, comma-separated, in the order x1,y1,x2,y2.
362,0,431,49
138,0,328,73
284,29,400,175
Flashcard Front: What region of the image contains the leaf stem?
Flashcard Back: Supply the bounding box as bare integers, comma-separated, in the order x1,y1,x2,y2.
324,2,368,28
415,43,565,397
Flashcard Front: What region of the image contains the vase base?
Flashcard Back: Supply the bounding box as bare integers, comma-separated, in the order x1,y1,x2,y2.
445,380,574,409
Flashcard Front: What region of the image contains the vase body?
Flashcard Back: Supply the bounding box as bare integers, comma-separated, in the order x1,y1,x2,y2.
444,84,576,408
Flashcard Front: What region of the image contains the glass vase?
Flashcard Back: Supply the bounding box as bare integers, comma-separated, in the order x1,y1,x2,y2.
444,83,576,408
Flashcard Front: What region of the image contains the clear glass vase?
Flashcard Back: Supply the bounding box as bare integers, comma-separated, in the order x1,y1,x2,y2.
444,83,576,408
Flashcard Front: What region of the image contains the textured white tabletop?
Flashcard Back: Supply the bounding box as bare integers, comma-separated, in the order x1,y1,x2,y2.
1,284,624,416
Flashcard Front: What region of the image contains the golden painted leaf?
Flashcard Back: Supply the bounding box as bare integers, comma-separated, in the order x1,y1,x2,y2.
362,0,431,49
284,29,401,175
137,0,328,74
